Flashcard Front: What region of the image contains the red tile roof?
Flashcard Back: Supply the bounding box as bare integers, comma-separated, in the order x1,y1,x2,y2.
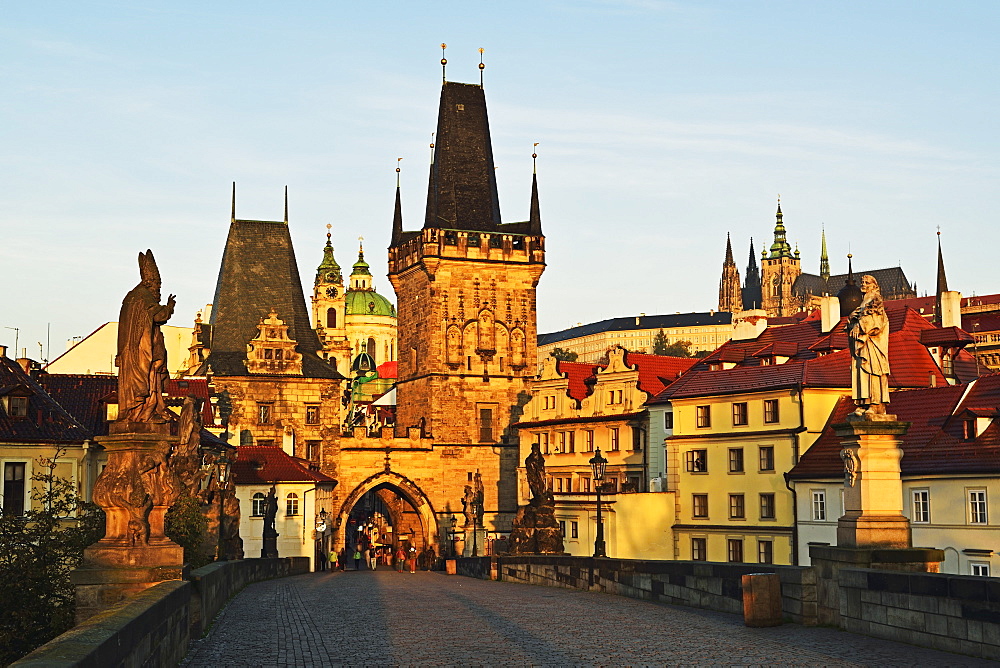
651,307,976,403
622,352,697,398
789,373,1000,479
232,445,336,485
964,312,1000,334
557,360,601,404
919,326,974,347
891,293,1000,317
0,358,90,444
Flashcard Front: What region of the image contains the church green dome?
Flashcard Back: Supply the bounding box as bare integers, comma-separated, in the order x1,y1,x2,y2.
345,289,396,317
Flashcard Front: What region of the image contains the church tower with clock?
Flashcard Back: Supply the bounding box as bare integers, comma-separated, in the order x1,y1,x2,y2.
311,225,351,374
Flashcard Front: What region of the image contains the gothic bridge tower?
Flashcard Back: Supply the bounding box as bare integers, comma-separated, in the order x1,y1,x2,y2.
388,80,545,446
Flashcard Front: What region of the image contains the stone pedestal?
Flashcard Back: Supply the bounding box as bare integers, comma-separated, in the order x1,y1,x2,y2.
72,427,186,624
462,527,487,557
835,415,912,548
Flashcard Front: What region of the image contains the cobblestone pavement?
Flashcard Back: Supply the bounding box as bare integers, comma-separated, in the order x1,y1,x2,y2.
182,570,995,667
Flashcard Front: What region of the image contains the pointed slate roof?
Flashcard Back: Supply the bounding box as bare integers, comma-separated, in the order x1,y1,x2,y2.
202,215,341,379
423,82,502,232
794,266,915,302
742,238,763,310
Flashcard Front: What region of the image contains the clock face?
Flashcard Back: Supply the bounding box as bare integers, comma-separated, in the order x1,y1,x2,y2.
326,286,339,298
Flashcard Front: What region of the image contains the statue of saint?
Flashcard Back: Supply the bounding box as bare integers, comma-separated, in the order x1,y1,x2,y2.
263,484,279,539
473,470,485,524
525,442,546,502
116,250,175,423
462,484,476,527
846,274,890,413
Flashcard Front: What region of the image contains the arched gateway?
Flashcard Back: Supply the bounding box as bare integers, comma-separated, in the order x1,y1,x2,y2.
333,471,438,554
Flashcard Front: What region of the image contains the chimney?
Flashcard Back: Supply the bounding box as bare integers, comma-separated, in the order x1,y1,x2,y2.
732,309,768,341
0,344,6,358
939,291,961,329
820,295,841,333
16,358,33,375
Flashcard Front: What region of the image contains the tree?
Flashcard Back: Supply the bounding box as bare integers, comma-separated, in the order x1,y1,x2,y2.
651,329,671,356
0,449,105,665
165,496,211,569
549,347,578,362
660,340,694,358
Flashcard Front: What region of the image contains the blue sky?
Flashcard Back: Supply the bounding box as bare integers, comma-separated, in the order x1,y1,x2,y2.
2,1,998,360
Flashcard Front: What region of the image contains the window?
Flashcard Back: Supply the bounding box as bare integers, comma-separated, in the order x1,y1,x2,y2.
286,493,299,516
479,407,494,442
729,494,745,519
326,307,337,329
691,537,707,561
760,493,776,520
664,412,674,430
969,490,988,524
911,489,930,523
759,446,775,472
692,494,708,518
964,419,976,441
608,389,623,405
972,562,991,577
305,405,320,425
584,430,595,452
555,477,564,492
3,462,26,516
571,521,578,539
581,477,591,493
252,492,267,517
685,449,707,473
543,395,555,410
727,538,744,562
539,432,550,454
632,428,642,452
696,405,711,428
559,520,566,536
812,490,827,521
758,539,774,564
764,399,779,424
728,448,744,473
257,403,272,425
7,396,28,418
610,428,620,451
732,402,748,426
305,441,320,460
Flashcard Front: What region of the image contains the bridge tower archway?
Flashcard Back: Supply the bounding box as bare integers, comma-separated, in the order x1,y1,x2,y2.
334,472,438,557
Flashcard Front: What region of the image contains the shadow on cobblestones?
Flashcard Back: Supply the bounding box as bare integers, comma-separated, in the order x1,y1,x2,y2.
182,570,995,667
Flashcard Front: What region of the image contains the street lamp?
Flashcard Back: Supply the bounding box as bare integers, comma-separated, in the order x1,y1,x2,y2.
589,448,608,558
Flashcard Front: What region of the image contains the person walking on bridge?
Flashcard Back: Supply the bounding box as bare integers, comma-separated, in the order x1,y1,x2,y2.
353,547,362,570
395,545,405,573
407,545,417,574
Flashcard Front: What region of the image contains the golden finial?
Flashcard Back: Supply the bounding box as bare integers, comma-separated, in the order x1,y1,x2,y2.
479,47,485,86
441,43,447,82
532,142,539,174
396,157,402,186
429,132,435,163
326,223,332,242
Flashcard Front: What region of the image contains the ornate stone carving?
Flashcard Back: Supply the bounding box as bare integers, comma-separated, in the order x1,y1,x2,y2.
847,274,891,415
840,447,860,487
115,250,175,427
246,311,303,375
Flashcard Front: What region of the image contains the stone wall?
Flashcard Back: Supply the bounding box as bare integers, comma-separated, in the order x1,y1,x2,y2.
11,557,309,668
457,555,817,625
839,568,1000,661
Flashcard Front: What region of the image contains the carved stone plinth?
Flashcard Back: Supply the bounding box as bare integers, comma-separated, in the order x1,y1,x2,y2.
834,415,912,549
72,428,185,624
507,494,564,555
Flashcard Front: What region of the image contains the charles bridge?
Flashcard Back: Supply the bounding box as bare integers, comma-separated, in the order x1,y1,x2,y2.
12,554,1000,666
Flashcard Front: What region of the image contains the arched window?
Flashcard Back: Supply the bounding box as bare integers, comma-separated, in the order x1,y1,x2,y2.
286,493,299,516
326,308,337,329
252,492,266,517
367,337,376,358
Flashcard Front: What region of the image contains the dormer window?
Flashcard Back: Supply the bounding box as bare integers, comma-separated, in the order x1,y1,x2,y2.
7,396,28,418
964,419,976,441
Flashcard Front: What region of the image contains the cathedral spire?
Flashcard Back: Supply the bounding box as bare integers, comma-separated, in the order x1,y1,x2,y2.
820,225,830,282
936,229,949,295
769,196,792,259
423,81,502,231
742,237,762,310
528,145,542,235
719,233,743,313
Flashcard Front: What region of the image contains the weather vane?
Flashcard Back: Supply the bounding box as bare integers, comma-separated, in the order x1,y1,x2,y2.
441,43,447,82
397,157,402,186
532,142,539,173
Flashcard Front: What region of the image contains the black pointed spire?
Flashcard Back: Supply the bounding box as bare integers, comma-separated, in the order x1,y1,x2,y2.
820,225,830,282
528,146,541,235
391,164,404,245
423,82,502,231
284,185,288,224
742,238,762,310
231,182,236,223
838,253,863,316
724,233,735,265
936,230,949,295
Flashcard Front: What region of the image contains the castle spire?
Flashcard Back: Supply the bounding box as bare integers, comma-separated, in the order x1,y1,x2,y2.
528,144,541,235
820,225,830,282
719,233,743,313
742,237,762,310
391,161,403,244
769,196,792,259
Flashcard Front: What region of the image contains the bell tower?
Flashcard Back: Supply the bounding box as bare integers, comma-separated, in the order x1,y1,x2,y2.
389,80,545,445
311,224,349,372
760,198,802,317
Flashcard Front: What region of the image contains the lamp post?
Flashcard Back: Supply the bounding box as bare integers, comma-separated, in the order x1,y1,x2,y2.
589,448,608,558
